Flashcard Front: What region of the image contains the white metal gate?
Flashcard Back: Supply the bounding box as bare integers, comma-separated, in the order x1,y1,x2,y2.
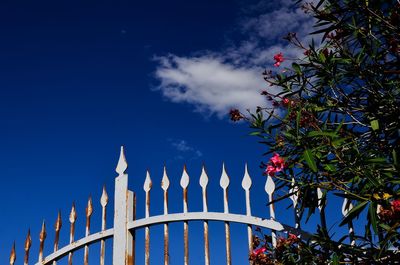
7,146,310,265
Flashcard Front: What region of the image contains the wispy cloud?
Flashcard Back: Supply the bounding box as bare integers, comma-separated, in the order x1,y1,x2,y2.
169,139,203,160
154,0,315,118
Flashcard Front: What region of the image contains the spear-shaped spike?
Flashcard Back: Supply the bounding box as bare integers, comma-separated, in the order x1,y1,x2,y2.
24,229,32,265
25,229,32,251
39,220,47,262
241,163,252,190
144,170,153,192
265,175,276,196
179,165,190,189
100,186,109,207
219,163,230,189
86,197,93,218
10,241,16,265
55,211,62,232
342,197,354,216
161,166,170,191
199,165,209,189
116,146,128,175
69,203,77,224
53,211,62,265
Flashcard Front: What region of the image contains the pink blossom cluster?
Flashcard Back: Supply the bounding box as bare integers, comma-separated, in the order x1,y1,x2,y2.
273,52,284,67
265,153,286,176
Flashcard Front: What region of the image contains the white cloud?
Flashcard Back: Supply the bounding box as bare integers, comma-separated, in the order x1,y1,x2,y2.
170,139,203,160
154,0,315,118
155,55,269,117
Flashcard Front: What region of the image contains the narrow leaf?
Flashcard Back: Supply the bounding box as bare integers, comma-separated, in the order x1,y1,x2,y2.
303,149,318,172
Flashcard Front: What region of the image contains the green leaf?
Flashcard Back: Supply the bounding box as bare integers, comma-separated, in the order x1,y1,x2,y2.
340,201,368,226
370,119,379,130
303,149,318,172
367,157,387,163
307,130,338,138
393,149,398,166
331,253,339,265
292,63,301,74
324,164,336,172
369,203,378,234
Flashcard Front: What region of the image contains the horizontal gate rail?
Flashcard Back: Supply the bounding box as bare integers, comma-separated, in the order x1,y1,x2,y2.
128,212,284,231
35,229,114,265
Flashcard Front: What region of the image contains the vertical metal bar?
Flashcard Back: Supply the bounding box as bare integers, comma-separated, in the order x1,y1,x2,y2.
180,165,190,265
161,166,170,265
199,165,210,265
24,229,32,265
9,241,16,265
220,164,231,265
131,192,137,265
100,186,109,265
53,211,62,265
144,170,152,265
241,164,253,257
68,203,77,265
265,175,276,247
342,197,355,246
290,178,300,229
113,146,134,265
38,220,47,263
84,197,93,265
127,190,135,265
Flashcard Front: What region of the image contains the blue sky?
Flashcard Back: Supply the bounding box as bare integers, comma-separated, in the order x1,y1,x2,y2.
0,0,351,264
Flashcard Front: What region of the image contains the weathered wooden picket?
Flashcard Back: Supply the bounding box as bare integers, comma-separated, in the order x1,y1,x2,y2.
6,146,351,265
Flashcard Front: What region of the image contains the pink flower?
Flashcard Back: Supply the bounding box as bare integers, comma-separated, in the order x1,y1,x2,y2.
273,52,284,67
271,153,285,169
265,153,286,176
282,98,290,107
252,247,267,256
391,199,400,213
266,165,277,176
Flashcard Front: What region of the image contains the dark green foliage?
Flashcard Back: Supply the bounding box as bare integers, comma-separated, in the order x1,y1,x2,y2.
241,0,400,263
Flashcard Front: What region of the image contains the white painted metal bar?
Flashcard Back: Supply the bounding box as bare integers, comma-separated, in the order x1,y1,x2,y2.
113,146,134,265
220,164,231,265
144,170,152,265
38,221,47,263
24,230,32,265
180,166,190,265
199,165,210,265
52,211,62,265
265,175,277,247
131,192,137,265
84,197,93,265
342,197,355,246
127,190,135,265
100,185,108,265
241,164,253,256
290,178,300,229
68,203,76,265
161,166,170,265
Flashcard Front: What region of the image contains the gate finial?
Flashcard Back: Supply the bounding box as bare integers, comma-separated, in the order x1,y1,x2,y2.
9,241,16,265
116,146,128,175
